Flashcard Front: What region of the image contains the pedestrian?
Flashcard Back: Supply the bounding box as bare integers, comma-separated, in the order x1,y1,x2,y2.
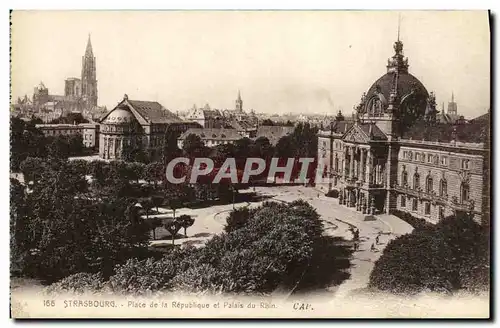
370,243,376,252
375,235,380,244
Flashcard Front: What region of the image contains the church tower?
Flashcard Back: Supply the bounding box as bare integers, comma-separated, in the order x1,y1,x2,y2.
81,34,98,108
447,92,458,116
235,90,243,112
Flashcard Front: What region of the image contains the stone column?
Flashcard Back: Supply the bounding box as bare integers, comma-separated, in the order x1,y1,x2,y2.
385,145,393,214
350,146,355,179
366,150,372,184
360,148,365,182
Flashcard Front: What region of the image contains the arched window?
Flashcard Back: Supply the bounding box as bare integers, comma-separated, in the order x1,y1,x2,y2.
461,183,470,203
426,176,433,193
402,171,408,186
439,179,447,197
413,173,420,189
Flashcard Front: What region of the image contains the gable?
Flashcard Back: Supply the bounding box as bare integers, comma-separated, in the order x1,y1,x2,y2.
342,125,370,143
99,99,149,125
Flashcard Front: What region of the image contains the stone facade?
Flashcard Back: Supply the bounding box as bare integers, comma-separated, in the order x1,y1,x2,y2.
316,37,489,224
35,123,99,148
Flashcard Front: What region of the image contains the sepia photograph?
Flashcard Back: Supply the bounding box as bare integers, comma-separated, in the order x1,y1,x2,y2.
9,10,491,319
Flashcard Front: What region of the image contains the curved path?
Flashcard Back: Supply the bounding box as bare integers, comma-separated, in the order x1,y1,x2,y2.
253,185,414,298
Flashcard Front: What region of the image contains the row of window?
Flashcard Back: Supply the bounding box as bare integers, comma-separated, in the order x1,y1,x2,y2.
400,177,470,202
44,129,80,136
402,150,472,170
401,171,449,195
400,196,440,216
402,150,448,165
321,140,344,150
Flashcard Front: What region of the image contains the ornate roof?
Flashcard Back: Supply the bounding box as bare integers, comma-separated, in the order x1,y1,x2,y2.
363,72,428,112
356,38,431,133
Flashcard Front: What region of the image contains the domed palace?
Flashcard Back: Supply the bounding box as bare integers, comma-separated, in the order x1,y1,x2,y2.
99,94,198,161
317,37,490,225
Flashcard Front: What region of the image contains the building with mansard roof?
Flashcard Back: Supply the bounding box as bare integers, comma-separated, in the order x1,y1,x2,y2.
317,36,489,225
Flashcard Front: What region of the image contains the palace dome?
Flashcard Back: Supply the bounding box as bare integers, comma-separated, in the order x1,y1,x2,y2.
363,71,429,111
360,39,430,118
102,108,135,124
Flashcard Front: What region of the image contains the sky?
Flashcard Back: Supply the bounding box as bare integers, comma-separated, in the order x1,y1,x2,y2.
11,10,490,118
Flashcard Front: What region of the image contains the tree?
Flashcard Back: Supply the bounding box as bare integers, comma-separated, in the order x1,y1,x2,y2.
47,136,71,159
19,157,46,184
369,212,489,294
127,162,145,183
210,143,236,167
251,137,273,160
49,112,88,125
178,215,195,237
144,162,164,186
166,197,183,220
68,134,84,156
139,197,153,219
148,218,163,240
182,134,206,158
290,122,319,158
233,137,252,169
151,195,164,213
10,178,31,274
17,158,151,282
165,219,182,245
275,135,295,159
10,117,48,170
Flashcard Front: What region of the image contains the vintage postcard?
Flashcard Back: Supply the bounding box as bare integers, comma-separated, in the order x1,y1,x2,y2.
9,10,490,319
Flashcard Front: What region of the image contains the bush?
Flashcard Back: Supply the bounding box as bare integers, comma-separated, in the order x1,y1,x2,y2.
224,207,252,233
369,212,489,294
391,209,434,231
45,272,105,295
325,189,339,198
108,247,197,295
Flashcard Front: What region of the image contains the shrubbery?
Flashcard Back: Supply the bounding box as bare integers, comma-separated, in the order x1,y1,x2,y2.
369,212,489,294
391,209,434,231
325,189,339,198
46,201,351,295
45,273,105,295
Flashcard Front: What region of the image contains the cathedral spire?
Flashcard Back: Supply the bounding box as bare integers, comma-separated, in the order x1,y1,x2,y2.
85,34,93,58
82,34,97,108
235,90,243,112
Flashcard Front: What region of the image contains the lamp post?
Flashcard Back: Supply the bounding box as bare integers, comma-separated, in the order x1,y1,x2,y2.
231,185,236,210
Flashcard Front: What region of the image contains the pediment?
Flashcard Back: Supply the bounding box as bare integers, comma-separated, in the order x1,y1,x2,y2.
342,125,370,143
100,99,149,125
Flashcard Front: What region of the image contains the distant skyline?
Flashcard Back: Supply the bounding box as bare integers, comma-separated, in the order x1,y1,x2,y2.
11,11,490,118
